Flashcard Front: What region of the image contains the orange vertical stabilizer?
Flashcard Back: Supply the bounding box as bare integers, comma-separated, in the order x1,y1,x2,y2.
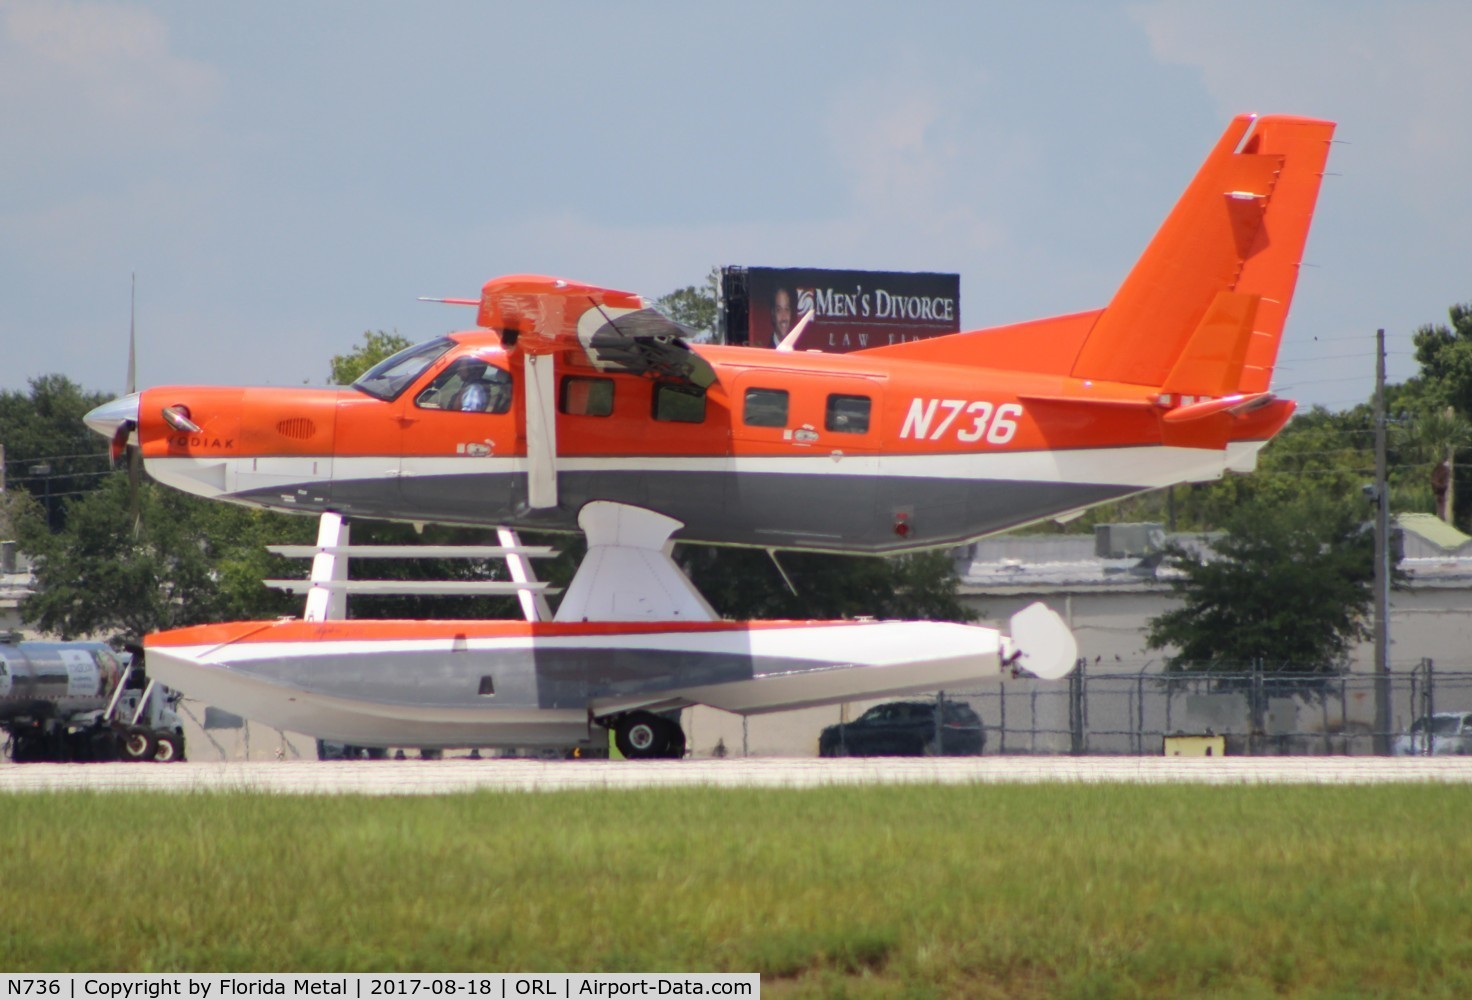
1070,114,1336,393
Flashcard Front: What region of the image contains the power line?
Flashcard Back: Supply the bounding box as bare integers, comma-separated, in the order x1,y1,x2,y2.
1279,350,1416,363
3,450,110,468
15,468,117,483
1276,375,1381,387
18,487,120,502
1255,463,1442,477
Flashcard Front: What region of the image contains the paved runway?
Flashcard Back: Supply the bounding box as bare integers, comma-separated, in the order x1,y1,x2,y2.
3,756,1472,794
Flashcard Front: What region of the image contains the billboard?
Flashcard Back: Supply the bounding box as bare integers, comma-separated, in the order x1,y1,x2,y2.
718,266,960,352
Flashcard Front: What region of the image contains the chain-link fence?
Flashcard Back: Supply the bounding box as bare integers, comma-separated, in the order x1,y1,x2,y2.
167,662,1472,761
896,661,1472,757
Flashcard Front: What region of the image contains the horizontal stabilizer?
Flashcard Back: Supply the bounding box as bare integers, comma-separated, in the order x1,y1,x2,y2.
1159,392,1275,424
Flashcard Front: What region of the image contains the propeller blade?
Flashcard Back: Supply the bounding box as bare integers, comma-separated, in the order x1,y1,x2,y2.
127,442,143,537
109,420,134,467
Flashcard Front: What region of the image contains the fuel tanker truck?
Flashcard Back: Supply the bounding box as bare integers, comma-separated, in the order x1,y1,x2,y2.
0,636,185,763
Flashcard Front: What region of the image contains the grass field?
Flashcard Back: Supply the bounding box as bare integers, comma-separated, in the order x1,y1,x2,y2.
3,784,1470,998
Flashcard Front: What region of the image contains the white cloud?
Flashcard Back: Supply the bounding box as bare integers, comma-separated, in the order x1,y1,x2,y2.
0,0,220,165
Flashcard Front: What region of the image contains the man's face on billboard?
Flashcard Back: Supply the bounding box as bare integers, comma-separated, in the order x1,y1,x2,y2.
773,288,793,340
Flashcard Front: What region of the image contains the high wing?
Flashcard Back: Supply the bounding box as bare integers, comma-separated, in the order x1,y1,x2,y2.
471,274,718,510
476,274,714,388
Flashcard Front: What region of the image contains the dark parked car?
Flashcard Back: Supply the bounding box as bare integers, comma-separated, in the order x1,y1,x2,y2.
818,700,986,757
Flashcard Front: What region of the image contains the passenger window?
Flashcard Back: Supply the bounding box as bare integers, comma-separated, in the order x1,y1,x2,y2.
414,358,512,414
825,394,871,434
654,384,706,423
743,388,788,428
561,377,614,417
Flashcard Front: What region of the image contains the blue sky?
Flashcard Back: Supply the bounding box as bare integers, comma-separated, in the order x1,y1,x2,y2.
3,1,1469,410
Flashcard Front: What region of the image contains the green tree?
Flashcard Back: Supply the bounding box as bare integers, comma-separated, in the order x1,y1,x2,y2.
1393,405,1472,524
1185,405,1377,529
1386,303,1472,527
1145,493,1378,672
0,375,113,530
329,330,412,385
654,267,719,340
1411,302,1472,414
7,475,313,642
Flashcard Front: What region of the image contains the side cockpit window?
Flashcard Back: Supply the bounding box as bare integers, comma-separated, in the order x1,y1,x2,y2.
743,388,788,427
415,358,513,413
561,377,614,417
826,394,871,434
351,338,455,401
653,383,707,423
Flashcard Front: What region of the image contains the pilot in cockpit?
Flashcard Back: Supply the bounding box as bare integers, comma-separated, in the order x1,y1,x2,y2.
417,356,513,413
452,361,512,413
458,369,490,412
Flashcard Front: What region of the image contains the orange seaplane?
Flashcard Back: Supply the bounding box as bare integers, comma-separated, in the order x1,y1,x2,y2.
87,114,1335,757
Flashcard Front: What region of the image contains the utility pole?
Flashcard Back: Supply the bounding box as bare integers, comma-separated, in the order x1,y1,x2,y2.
1445,405,1457,527
1373,328,1391,754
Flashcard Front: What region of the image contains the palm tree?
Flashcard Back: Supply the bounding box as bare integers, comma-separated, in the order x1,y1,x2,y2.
1399,406,1472,525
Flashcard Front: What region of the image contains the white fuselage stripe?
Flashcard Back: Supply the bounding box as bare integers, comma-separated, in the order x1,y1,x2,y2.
149,441,1267,496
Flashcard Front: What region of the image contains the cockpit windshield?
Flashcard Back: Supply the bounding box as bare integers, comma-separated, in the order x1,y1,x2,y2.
351,338,455,401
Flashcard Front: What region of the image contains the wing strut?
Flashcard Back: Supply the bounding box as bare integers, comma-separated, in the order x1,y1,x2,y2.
271,512,558,621
498,526,553,622
304,511,350,622
524,353,559,509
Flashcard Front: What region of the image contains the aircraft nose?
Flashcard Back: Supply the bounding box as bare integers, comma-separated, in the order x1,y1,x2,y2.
83,392,141,438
